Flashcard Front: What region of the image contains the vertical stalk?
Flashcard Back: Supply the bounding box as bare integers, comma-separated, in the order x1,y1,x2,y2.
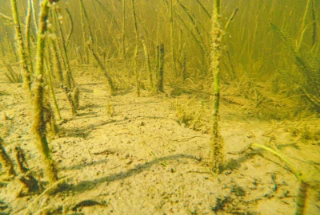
88,43,114,95
297,0,311,51
45,47,61,120
33,0,58,185
50,9,79,116
122,0,126,60
210,0,224,174
131,0,140,97
26,0,34,74
79,0,89,64
79,0,94,43
295,181,309,215
49,33,64,83
142,40,153,90
181,51,186,81
156,44,165,93
175,13,207,60
10,0,32,98
250,4,260,61
53,8,75,90
178,28,182,58
31,0,38,32
65,8,74,47
311,0,317,47
155,44,160,83
170,0,177,77
0,44,5,58
177,0,207,55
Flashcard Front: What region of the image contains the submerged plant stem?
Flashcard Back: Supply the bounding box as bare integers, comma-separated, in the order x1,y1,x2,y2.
295,181,309,215
33,0,58,185
131,0,140,97
210,0,224,174
10,0,32,98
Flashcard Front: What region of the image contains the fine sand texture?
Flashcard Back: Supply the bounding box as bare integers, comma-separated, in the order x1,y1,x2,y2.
0,71,320,215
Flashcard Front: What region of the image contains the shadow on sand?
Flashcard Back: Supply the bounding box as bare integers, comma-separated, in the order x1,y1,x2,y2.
63,154,200,194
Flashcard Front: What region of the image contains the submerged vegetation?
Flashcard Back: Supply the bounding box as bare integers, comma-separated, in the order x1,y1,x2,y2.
0,0,319,214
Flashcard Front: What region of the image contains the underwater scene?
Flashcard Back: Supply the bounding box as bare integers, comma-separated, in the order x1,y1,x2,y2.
0,0,320,214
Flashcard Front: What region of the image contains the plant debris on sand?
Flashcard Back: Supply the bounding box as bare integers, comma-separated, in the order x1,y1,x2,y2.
0,71,319,215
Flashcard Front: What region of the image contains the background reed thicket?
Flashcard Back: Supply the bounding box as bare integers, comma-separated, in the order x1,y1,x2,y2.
0,0,319,116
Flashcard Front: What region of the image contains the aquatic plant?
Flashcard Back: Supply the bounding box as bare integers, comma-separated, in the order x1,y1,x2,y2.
31,0,38,31
175,11,208,68
142,39,153,90
250,143,318,215
0,0,319,213
48,31,64,83
32,0,58,185
210,0,224,174
181,51,187,81
44,52,61,120
79,0,94,44
65,8,74,46
155,43,165,93
122,0,126,60
10,0,32,98
79,0,90,64
25,0,34,74
177,0,208,58
271,23,320,111
3,62,22,83
53,7,75,90
297,0,317,51
0,137,39,194
169,0,177,77
131,0,141,97
195,0,210,18
310,0,317,47
88,42,115,95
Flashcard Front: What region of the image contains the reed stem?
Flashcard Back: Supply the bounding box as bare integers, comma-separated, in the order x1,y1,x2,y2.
131,0,140,97
142,40,153,90
155,44,165,93
122,0,126,60
53,8,75,90
79,0,89,64
298,0,311,51
295,181,309,215
210,0,224,174
170,0,177,77
25,0,34,74
65,8,74,46
88,43,115,95
311,0,317,47
33,0,58,185
10,0,32,98
195,0,211,18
